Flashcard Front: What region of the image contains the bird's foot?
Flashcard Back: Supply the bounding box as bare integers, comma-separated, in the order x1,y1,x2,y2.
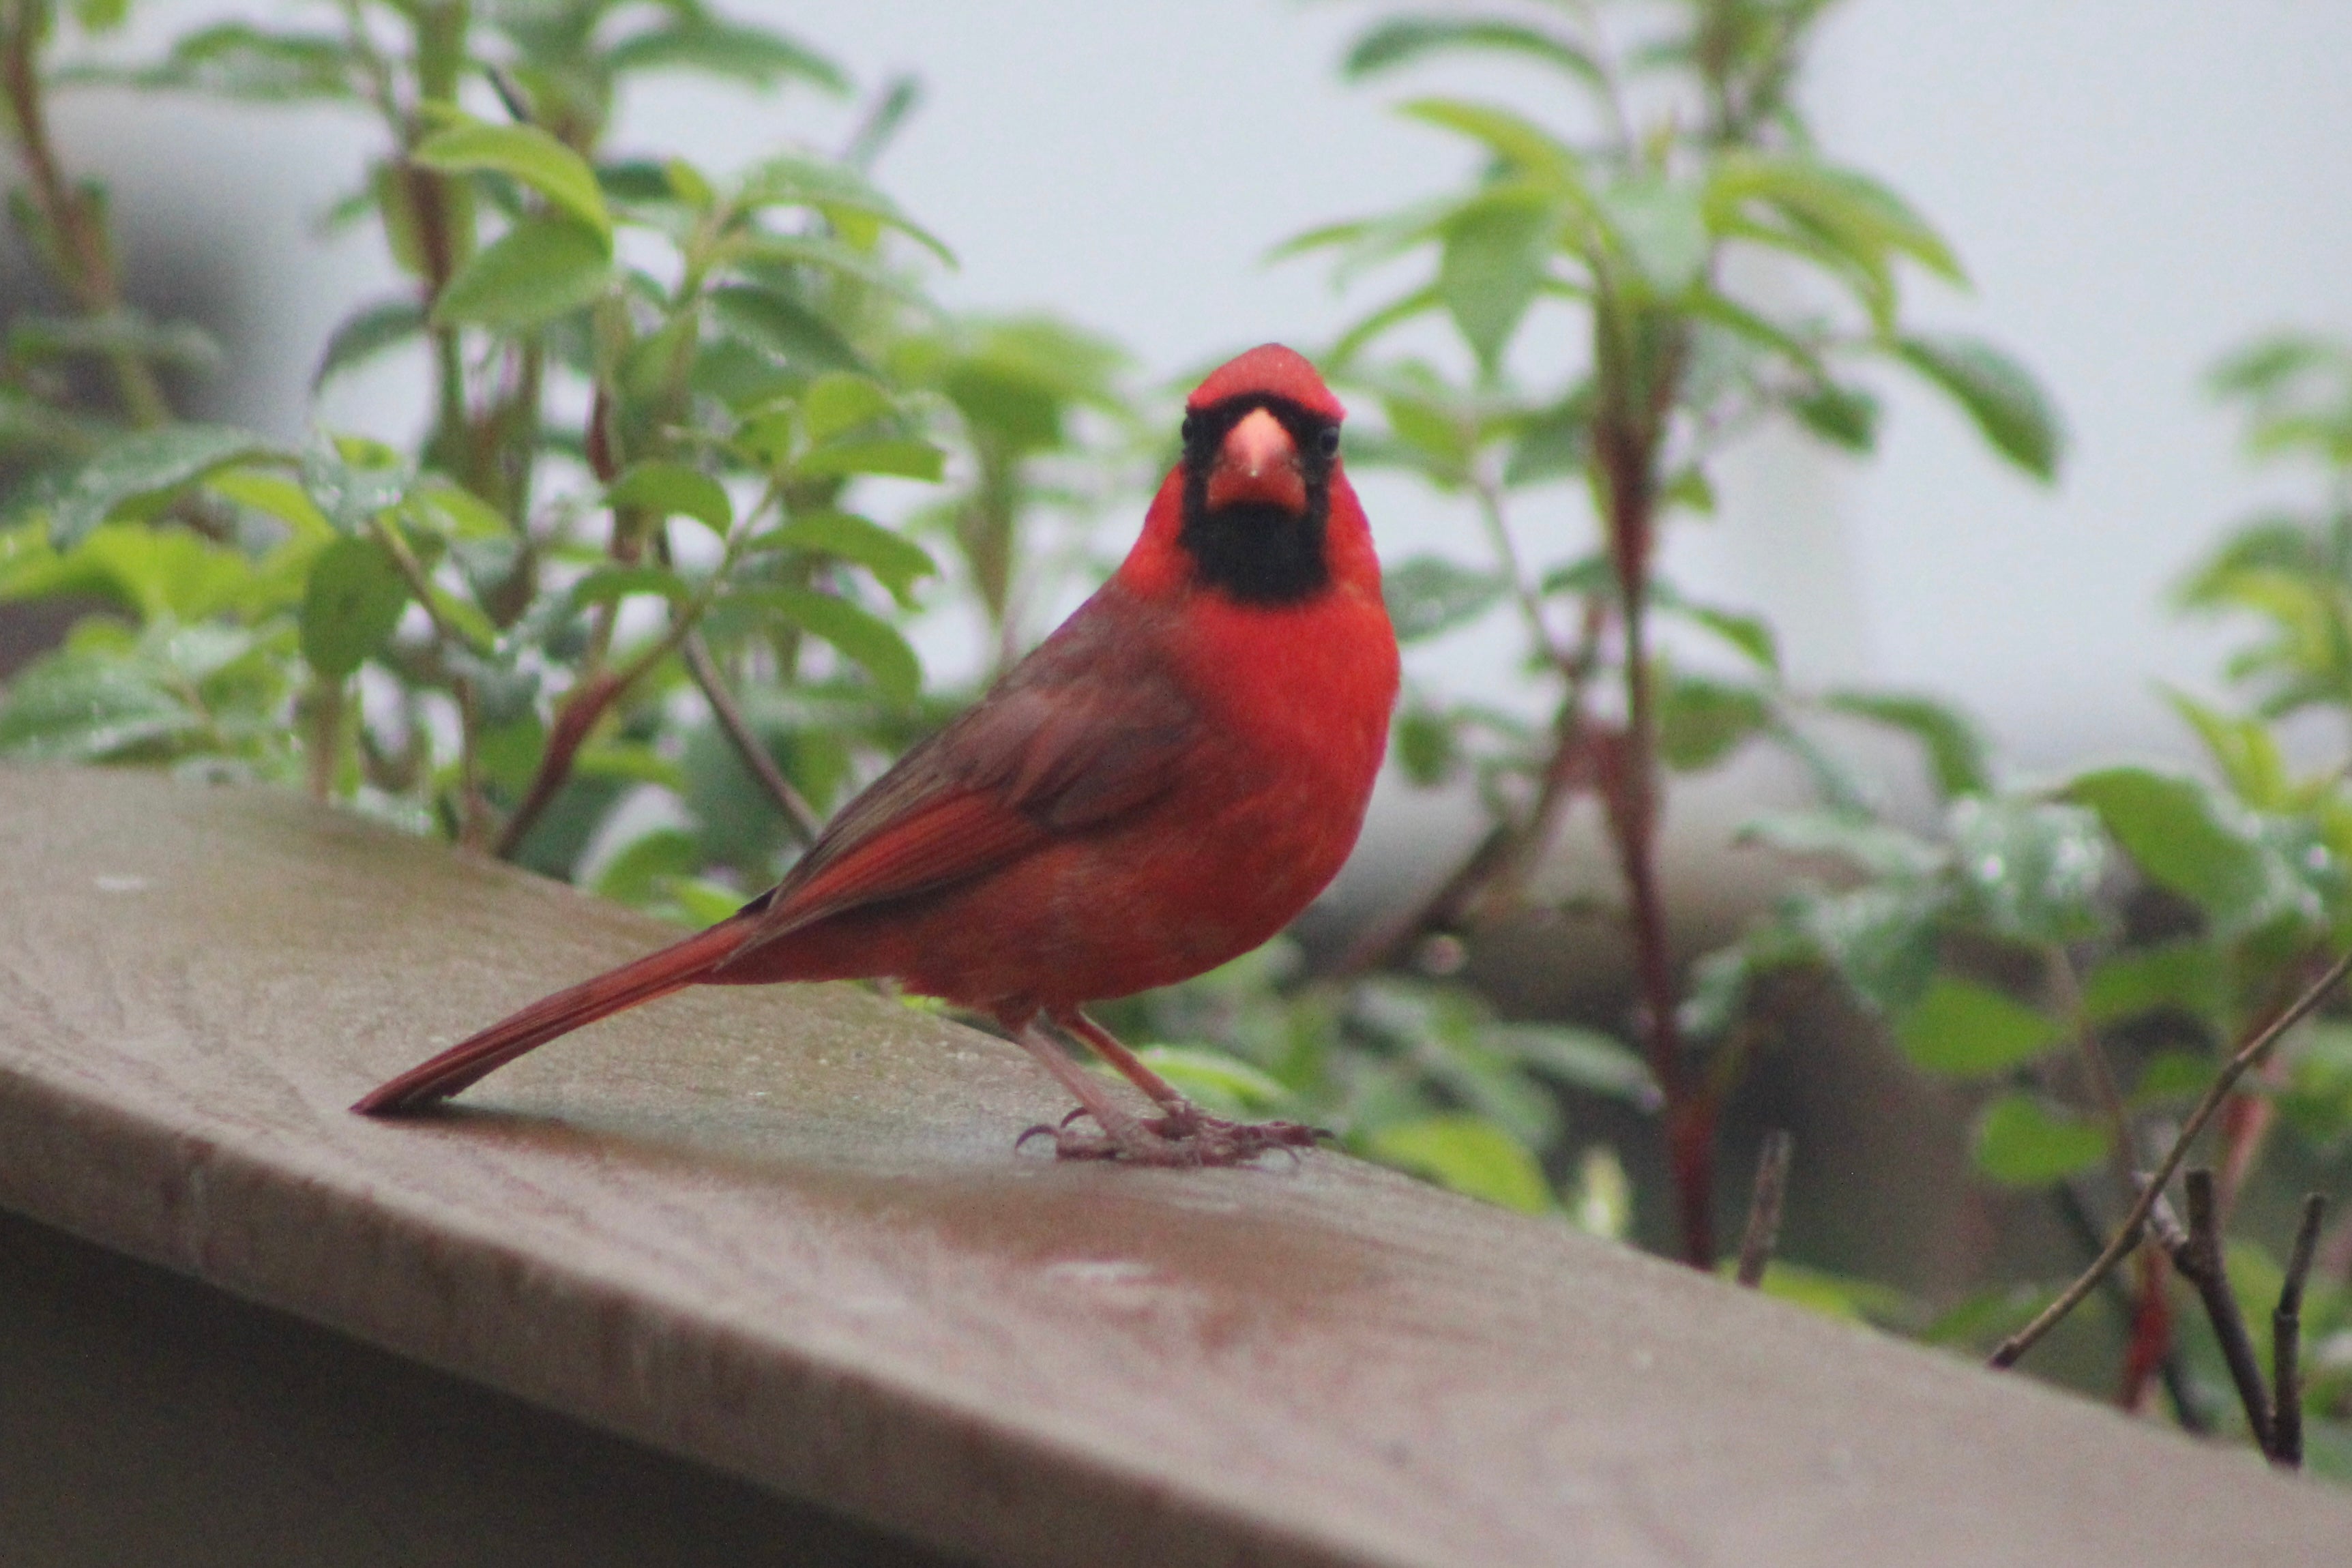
1018,1104,1328,1166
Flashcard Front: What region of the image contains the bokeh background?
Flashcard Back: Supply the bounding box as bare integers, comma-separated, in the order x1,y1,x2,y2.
32,0,2352,765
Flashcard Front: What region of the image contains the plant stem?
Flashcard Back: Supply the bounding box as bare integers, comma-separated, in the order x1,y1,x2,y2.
1592,289,1710,1266
2150,1171,2273,1453
1989,947,2352,1369
304,675,345,801
2271,1192,2325,1470
0,1,169,426
1734,1129,1793,1286
683,632,821,846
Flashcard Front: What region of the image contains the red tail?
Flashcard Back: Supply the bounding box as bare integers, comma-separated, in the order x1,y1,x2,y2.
353,915,754,1114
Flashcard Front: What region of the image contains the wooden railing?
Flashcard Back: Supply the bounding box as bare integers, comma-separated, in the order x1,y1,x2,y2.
1,765,2344,1567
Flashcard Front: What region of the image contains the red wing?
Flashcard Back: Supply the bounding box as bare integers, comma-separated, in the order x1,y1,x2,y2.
726,588,1199,954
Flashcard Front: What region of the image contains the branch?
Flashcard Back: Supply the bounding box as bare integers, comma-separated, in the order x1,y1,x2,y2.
1989,946,2352,1370
2272,1192,2326,1470
1734,1129,1793,1288
2148,1170,2272,1454
682,631,821,846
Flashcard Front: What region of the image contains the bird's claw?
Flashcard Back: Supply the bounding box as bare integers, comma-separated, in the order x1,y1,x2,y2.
1020,1107,1326,1167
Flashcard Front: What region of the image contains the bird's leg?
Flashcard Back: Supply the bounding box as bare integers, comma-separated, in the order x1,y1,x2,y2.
1008,1021,1176,1163
1053,1008,1325,1162
1053,1009,1190,1112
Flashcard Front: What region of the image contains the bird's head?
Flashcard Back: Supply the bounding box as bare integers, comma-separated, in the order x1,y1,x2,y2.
1168,344,1350,606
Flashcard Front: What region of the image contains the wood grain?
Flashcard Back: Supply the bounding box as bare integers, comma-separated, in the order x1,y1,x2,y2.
0,764,2344,1567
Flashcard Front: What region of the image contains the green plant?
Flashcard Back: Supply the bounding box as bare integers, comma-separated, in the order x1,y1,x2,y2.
1266,0,2059,1264
0,1,1134,920
1684,329,2352,1469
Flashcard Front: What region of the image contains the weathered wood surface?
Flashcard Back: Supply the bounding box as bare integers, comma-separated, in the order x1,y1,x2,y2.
0,764,2343,1567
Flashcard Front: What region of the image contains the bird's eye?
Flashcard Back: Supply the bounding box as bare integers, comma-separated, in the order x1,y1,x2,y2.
1181,413,1200,444
1316,426,1341,458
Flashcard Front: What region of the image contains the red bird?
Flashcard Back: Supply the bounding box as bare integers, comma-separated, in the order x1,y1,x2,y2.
355,344,1398,1164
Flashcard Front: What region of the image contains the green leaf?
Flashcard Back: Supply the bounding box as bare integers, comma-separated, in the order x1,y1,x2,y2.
604,18,848,93
1131,1045,1293,1114
72,0,130,31
1392,701,1458,786
300,435,413,533
1481,1022,1660,1110
709,284,869,374
1742,1262,1912,1325
606,461,732,533
1437,190,1555,368
1740,810,1945,880
1399,99,1583,192
800,372,897,443
312,298,425,389
793,438,945,483
1823,690,1993,800
2081,941,2226,1027
2130,1050,2218,1110
48,425,275,548
1383,555,1505,642
733,155,955,264
1971,1093,2109,1187
299,535,409,678
1670,601,1778,671
411,482,510,540
201,467,333,541
568,565,691,608
2279,1023,2352,1144
1946,796,2111,946
1363,1114,1554,1214
762,511,937,606
2165,687,2291,811
2068,766,2289,933
1596,177,1709,297
0,648,195,760
591,827,703,910
1345,18,1601,85
732,587,922,702
1379,391,1473,480
1,522,258,622
1708,155,1965,285
1894,334,2065,482
1657,672,1769,771
108,23,355,101
414,121,612,239
1790,381,1881,452
1898,977,2065,1078
431,217,613,332
10,309,222,372
1503,388,1590,485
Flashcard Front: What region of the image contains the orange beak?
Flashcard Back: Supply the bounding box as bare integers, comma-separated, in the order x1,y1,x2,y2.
1204,406,1308,515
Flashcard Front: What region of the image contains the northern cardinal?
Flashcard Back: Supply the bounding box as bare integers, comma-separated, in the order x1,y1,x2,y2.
355,344,1398,1164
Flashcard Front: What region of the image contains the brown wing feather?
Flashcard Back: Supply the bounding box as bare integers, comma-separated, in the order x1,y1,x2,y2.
722,587,1199,958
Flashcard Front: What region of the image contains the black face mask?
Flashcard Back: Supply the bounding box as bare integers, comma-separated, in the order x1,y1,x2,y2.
1177,396,1342,606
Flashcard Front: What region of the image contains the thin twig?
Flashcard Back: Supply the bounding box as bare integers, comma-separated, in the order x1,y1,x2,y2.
1989,947,2352,1370
2154,1170,2274,1453
682,631,821,846
1735,1130,1793,1287
2272,1192,2326,1470
2053,1180,2210,1432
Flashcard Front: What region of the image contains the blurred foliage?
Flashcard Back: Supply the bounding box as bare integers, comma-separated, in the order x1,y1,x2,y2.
0,0,1137,915
1680,327,2352,1466
1263,0,2058,1267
